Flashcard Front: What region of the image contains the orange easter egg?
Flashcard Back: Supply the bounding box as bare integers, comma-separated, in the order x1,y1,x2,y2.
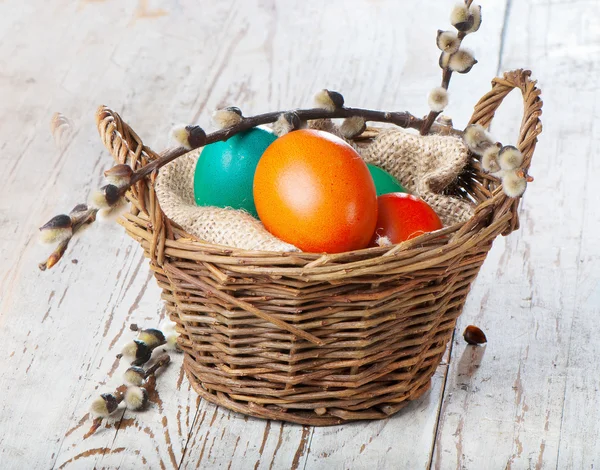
253,129,377,253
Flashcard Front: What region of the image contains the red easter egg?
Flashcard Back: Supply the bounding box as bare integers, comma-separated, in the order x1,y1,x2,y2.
370,193,443,245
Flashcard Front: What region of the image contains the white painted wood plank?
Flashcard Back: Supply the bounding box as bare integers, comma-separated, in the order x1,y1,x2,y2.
556,123,600,467
302,362,448,470
548,0,600,466
181,401,313,470
432,1,600,468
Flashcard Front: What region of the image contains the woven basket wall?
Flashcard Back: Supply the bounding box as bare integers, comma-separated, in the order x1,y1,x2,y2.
96,69,542,425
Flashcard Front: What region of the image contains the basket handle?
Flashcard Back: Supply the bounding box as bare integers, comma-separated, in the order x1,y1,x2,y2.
96,105,170,264
468,69,543,234
96,105,160,167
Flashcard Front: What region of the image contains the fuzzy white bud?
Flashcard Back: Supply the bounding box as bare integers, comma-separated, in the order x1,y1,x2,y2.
212,107,243,129
121,339,152,366
38,214,73,244
95,198,128,224
104,164,133,188
171,125,207,150
89,184,121,210
481,144,502,174
38,226,72,245
436,115,454,127
137,328,166,349
436,30,460,54
90,393,119,418
121,341,138,358
123,366,146,387
273,112,301,136
124,386,148,410
448,49,477,73
339,116,366,139
502,170,529,198
165,332,180,350
498,146,524,171
159,319,177,334
463,124,494,156
465,4,482,34
172,125,190,148
376,235,393,247
428,87,449,113
450,3,474,32
314,89,344,111
89,190,108,210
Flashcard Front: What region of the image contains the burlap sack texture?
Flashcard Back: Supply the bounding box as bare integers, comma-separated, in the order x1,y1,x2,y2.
155,124,474,251
154,151,298,252
359,128,474,226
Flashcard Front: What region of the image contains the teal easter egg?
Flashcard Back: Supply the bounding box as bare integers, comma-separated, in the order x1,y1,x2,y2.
194,127,277,217
367,164,406,196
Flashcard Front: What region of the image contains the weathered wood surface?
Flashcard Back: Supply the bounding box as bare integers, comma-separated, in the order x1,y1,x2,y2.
431,1,600,468
0,0,597,469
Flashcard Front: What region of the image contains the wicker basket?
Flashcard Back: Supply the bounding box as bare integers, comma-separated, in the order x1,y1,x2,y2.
96,69,542,425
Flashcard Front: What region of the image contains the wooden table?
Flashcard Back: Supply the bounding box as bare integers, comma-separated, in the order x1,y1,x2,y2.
1,0,598,468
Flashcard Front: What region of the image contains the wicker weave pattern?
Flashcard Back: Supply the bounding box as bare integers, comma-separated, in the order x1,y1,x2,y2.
96,70,542,425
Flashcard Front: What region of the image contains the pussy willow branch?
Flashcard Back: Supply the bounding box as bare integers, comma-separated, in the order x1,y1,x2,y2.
128,106,461,188
420,0,473,136
85,355,170,438
40,105,462,270
38,209,97,271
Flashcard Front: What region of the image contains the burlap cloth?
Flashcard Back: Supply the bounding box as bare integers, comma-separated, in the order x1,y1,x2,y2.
358,128,474,226
154,152,298,251
155,124,474,251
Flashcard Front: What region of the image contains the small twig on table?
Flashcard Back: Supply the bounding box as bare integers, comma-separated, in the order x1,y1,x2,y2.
38,207,97,271
85,355,171,438
83,417,103,439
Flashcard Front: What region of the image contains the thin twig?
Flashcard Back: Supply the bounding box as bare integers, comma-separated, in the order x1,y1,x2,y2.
420,0,473,135
83,417,103,439
144,355,170,377
127,106,461,189
38,208,97,270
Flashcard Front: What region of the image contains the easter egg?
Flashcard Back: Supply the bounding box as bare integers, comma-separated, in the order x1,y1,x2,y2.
367,164,406,196
194,127,277,217
370,193,442,245
253,129,377,253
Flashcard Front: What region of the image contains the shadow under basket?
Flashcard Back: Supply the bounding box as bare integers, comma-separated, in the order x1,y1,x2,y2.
97,69,542,426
